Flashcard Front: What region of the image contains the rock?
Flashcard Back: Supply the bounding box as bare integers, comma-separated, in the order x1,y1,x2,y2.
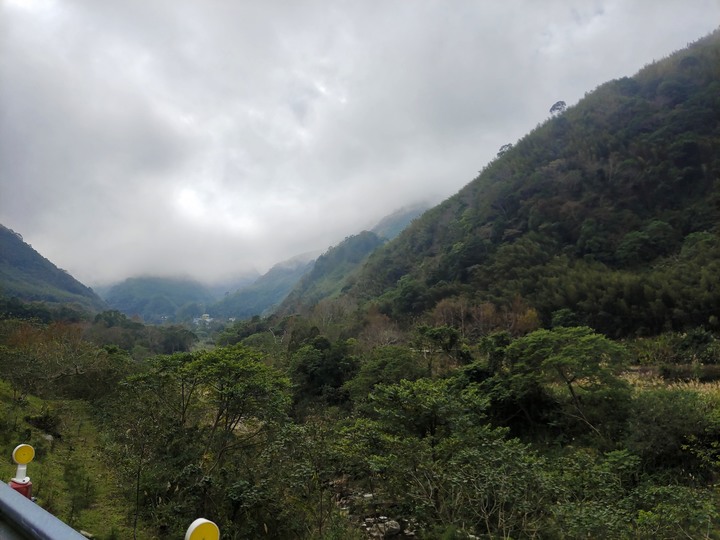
368,519,401,538
382,520,401,536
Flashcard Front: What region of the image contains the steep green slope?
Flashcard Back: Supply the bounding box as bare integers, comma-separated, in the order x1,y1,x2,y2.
347,30,720,337
212,207,429,321
104,276,216,324
371,202,429,240
278,231,385,315
0,225,106,312
211,253,316,319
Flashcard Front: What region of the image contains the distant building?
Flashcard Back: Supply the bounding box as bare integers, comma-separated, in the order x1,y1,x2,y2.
193,313,214,326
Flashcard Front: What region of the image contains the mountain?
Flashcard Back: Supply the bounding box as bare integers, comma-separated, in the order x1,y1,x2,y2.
0,224,107,312
205,271,261,299
340,30,720,337
211,252,317,319
210,205,430,320
370,202,430,240
103,276,217,324
277,231,385,315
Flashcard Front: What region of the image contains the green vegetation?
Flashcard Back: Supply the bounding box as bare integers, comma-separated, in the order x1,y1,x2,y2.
1,29,720,539
0,225,106,312
370,202,429,241
211,254,316,320
104,276,217,324
0,381,155,539
344,30,720,338
6,308,720,538
278,231,385,316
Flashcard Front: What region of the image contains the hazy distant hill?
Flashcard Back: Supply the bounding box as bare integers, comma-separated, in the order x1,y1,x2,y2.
104,276,217,324
277,231,385,315
210,252,317,319
205,272,260,299
268,206,430,317
0,224,106,312
210,205,430,320
370,202,429,240
341,30,720,337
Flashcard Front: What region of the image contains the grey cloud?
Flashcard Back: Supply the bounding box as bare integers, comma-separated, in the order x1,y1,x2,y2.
1,0,718,285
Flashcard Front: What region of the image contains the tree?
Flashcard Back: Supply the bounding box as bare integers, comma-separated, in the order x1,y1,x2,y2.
104,344,292,538
550,100,567,115
289,337,359,409
338,378,550,537
2,321,131,400
504,326,630,441
368,378,484,444
190,345,291,472
343,345,425,404
416,324,472,372
497,143,514,157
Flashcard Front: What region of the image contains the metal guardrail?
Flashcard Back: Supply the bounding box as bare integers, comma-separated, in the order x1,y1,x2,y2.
0,480,87,540
1,443,219,540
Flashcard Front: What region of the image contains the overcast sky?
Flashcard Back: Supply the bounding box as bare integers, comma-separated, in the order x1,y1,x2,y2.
1,1,718,286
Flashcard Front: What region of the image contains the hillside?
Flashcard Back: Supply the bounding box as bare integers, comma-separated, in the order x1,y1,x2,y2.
211,252,317,319
0,224,106,312
104,276,216,324
345,30,720,337
370,202,429,240
212,206,429,320
277,230,385,315
4,32,720,540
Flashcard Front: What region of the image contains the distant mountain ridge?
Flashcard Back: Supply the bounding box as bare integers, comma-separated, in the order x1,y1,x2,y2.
277,230,384,315
208,204,430,320
337,29,720,337
103,276,217,324
0,194,429,320
370,202,429,240
0,224,106,311
210,252,317,319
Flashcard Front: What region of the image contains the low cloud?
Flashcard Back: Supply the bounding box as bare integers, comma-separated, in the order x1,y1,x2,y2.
1,0,718,285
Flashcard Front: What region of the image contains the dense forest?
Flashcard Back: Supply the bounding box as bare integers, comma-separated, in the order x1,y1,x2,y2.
0,225,106,312
1,30,720,539
345,29,720,338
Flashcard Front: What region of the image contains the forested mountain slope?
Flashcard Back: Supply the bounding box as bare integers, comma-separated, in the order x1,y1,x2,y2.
0,224,106,312
370,202,429,240
104,276,216,324
347,30,720,337
278,231,385,315
211,252,317,319
215,206,428,320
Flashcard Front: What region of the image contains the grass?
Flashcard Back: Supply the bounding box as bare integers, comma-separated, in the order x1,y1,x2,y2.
0,380,156,539
623,368,720,395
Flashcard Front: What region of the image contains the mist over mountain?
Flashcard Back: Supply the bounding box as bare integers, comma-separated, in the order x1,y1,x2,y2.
0,224,106,312
211,204,429,319
205,271,261,300
3,31,719,338
102,276,218,324
337,30,720,337
277,231,385,316
3,23,720,540
210,252,318,320
5,201,427,324
370,202,430,240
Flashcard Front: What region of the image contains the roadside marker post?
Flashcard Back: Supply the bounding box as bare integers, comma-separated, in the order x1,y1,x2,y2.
9,444,34,499
185,518,220,540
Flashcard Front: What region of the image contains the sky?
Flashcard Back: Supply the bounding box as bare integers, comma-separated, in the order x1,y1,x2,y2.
1,1,718,287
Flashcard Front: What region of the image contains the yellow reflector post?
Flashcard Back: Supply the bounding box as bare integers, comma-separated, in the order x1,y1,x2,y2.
185,518,220,540
12,444,34,465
